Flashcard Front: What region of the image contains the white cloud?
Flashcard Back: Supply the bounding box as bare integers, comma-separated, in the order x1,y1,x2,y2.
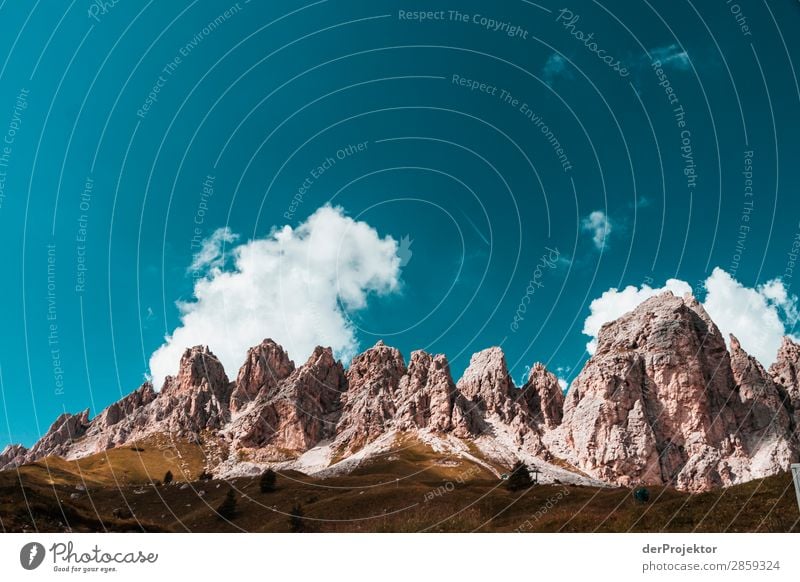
582,278,691,353
702,268,798,366
581,210,613,250
555,366,571,392
759,278,800,326
188,226,238,275
582,267,800,367
650,44,691,70
149,205,402,390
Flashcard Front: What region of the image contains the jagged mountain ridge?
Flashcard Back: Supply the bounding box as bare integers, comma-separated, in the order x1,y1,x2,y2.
2,291,800,492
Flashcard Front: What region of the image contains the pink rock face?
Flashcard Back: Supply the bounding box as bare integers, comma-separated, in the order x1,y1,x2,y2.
728,335,798,475
30,347,231,462
457,347,516,420
94,382,157,428
7,321,797,491
455,347,546,449
229,346,346,455
154,346,233,434
22,410,90,464
551,292,799,491
64,382,158,456
561,293,747,490
229,339,295,412
521,363,564,429
0,444,28,470
551,350,663,486
395,350,457,433
162,346,230,398
334,341,406,454
769,336,800,427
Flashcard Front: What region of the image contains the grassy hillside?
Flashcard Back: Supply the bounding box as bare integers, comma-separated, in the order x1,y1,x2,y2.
1,436,798,533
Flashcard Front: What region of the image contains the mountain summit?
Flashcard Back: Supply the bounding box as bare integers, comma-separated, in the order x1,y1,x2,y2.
2,292,799,492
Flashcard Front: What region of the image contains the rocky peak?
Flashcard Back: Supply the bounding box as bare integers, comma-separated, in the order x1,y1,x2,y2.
95,382,156,427
456,347,516,419
729,334,787,422
230,339,295,412
332,342,406,454
683,293,721,335
552,292,747,491
0,444,28,470
729,334,767,383
7,299,800,493
227,346,347,456
770,336,800,408
595,293,725,359
162,345,230,399
454,347,550,449
728,334,798,472
145,346,233,439
345,341,407,395
56,382,159,459
25,410,91,463
521,363,564,429
293,346,347,412
395,350,457,432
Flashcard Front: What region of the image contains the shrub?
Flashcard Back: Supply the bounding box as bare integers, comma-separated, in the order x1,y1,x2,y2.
633,487,650,503
506,461,533,492
217,488,237,520
288,504,305,532
260,469,277,493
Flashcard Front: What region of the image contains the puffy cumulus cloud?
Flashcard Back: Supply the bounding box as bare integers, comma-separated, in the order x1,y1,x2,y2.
582,279,691,353
149,205,402,390
581,210,613,250
582,268,800,366
702,268,799,366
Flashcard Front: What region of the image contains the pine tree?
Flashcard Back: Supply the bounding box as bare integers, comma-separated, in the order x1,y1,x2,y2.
260,469,277,493
217,488,237,520
288,503,305,532
506,461,533,491
163,470,173,485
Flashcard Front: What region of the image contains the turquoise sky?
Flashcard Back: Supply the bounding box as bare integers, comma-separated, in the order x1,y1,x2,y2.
1,0,799,447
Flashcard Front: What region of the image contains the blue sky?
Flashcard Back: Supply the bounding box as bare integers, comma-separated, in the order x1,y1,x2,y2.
1,0,799,447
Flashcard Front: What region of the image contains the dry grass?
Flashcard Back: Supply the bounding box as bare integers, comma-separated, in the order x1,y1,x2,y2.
2,436,798,533
15,436,209,487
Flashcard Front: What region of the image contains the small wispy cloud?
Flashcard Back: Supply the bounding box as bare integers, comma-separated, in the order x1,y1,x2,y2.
581,210,613,250
555,366,570,392
542,53,573,85
188,227,239,275
649,44,691,70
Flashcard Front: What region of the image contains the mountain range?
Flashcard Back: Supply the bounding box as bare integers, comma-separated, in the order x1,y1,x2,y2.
2,291,799,493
